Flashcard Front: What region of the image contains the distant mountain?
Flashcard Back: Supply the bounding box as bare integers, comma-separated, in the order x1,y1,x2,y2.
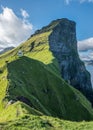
0,46,14,54
0,18,93,129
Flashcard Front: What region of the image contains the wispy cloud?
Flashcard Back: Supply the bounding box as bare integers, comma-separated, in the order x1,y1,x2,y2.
20,9,29,19
80,0,93,3
65,0,93,4
65,0,72,4
0,7,33,49
65,0,71,4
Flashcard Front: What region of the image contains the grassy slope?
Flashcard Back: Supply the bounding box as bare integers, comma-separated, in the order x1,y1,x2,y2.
0,101,43,122
2,56,93,121
0,26,93,129
1,114,93,130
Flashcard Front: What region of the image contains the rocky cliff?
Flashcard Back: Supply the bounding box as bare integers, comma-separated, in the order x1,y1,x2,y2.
49,18,93,103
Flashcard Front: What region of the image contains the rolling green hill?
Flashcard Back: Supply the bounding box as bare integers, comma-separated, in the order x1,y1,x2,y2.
0,19,93,129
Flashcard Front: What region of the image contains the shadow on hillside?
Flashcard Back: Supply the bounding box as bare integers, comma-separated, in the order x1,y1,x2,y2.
6,56,49,105
6,56,60,116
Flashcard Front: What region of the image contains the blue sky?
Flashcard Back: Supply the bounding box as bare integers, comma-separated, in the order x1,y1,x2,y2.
0,0,93,40
0,0,93,53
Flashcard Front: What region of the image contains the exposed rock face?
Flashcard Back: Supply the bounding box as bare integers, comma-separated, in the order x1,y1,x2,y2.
49,19,93,104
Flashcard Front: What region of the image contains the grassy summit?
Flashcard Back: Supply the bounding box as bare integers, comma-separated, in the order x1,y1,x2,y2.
0,19,93,129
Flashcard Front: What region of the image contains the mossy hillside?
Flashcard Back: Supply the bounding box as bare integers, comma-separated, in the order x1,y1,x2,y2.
7,57,93,118
0,56,93,121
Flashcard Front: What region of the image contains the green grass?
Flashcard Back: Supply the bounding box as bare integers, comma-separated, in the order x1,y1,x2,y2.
1,114,93,130
0,101,43,122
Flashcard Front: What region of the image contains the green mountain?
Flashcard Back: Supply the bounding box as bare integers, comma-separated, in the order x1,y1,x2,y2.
33,18,93,104
0,18,93,129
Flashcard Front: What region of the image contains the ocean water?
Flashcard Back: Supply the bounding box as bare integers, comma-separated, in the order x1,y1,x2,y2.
86,65,93,88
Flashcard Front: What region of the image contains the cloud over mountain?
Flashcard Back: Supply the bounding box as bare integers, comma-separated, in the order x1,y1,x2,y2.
20,9,29,19
0,7,33,49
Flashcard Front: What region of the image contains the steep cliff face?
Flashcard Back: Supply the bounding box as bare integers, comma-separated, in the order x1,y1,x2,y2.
48,19,93,103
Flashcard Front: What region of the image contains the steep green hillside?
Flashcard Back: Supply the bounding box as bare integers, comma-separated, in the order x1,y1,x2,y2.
0,19,93,129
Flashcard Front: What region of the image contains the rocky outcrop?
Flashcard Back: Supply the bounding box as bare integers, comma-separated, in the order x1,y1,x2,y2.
48,19,93,104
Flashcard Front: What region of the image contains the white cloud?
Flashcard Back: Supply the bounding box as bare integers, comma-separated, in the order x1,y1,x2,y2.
65,0,93,4
78,38,93,61
0,7,33,49
78,38,93,51
20,9,29,19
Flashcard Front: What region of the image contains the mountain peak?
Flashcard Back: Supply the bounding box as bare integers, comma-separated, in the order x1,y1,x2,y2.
48,18,93,104
31,18,76,37
29,18,93,105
